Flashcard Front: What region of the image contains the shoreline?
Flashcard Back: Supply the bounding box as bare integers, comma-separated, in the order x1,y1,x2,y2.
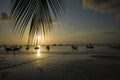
0,53,120,80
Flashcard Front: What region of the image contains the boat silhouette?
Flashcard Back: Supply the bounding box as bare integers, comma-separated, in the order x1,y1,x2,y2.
86,44,94,49
108,45,120,49
26,46,30,50
46,45,50,51
34,46,39,49
71,45,78,51
4,45,22,52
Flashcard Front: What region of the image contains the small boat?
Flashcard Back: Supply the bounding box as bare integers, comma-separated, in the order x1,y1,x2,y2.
46,45,50,51
26,46,29,50
4,45,22,52
14,46,22,51
108,45,120,49
59,44,63,46
71,45,78,51
86,44,94,49
4,46,13,52
53,44,56,46
34,46,39,49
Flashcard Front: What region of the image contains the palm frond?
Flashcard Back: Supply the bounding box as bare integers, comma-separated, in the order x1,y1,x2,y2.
10,0,64,45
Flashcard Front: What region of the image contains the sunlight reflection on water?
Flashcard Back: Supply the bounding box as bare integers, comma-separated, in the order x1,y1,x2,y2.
36,46,41,58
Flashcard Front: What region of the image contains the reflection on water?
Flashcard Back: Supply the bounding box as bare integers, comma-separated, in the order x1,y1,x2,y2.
36,46,41,58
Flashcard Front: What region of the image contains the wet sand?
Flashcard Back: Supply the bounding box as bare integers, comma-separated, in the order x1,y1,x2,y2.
0,53,120,80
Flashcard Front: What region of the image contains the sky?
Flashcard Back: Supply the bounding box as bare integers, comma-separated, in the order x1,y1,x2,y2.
0,0,120,45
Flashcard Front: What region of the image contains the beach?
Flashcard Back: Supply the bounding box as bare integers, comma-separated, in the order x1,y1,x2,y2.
0,53,120,80
0,46,120,80
1,0,120,80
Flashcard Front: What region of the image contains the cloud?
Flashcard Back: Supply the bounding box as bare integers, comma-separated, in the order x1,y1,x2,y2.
101,28,120,35
117,28,120,31
115,14,120,22
0,13,10,19
0,13,10,23
102,31,116,34
83,0,120,14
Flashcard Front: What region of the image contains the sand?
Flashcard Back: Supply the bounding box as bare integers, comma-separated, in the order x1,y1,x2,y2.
0,53,120,80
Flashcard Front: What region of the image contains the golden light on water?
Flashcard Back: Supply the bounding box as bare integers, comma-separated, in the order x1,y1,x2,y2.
35,35,42,58
37,45,41,58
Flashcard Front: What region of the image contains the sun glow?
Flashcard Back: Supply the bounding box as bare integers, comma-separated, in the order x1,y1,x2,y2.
37,36,42,44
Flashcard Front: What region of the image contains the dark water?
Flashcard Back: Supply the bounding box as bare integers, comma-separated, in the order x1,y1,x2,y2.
0,45,120,80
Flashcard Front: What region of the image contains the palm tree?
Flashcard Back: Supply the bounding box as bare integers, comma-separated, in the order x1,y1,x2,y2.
10,0,64,45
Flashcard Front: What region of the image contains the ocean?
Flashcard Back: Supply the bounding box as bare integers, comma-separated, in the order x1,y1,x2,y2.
0,45,120,80
0,45,120,54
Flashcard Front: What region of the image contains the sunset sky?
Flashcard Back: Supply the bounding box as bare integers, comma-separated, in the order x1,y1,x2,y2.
0,0,120,45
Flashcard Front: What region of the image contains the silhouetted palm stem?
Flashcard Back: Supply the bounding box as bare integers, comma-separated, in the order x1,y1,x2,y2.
10,0,64,45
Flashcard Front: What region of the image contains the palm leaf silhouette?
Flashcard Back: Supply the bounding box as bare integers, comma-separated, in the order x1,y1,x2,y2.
10,0,64,45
